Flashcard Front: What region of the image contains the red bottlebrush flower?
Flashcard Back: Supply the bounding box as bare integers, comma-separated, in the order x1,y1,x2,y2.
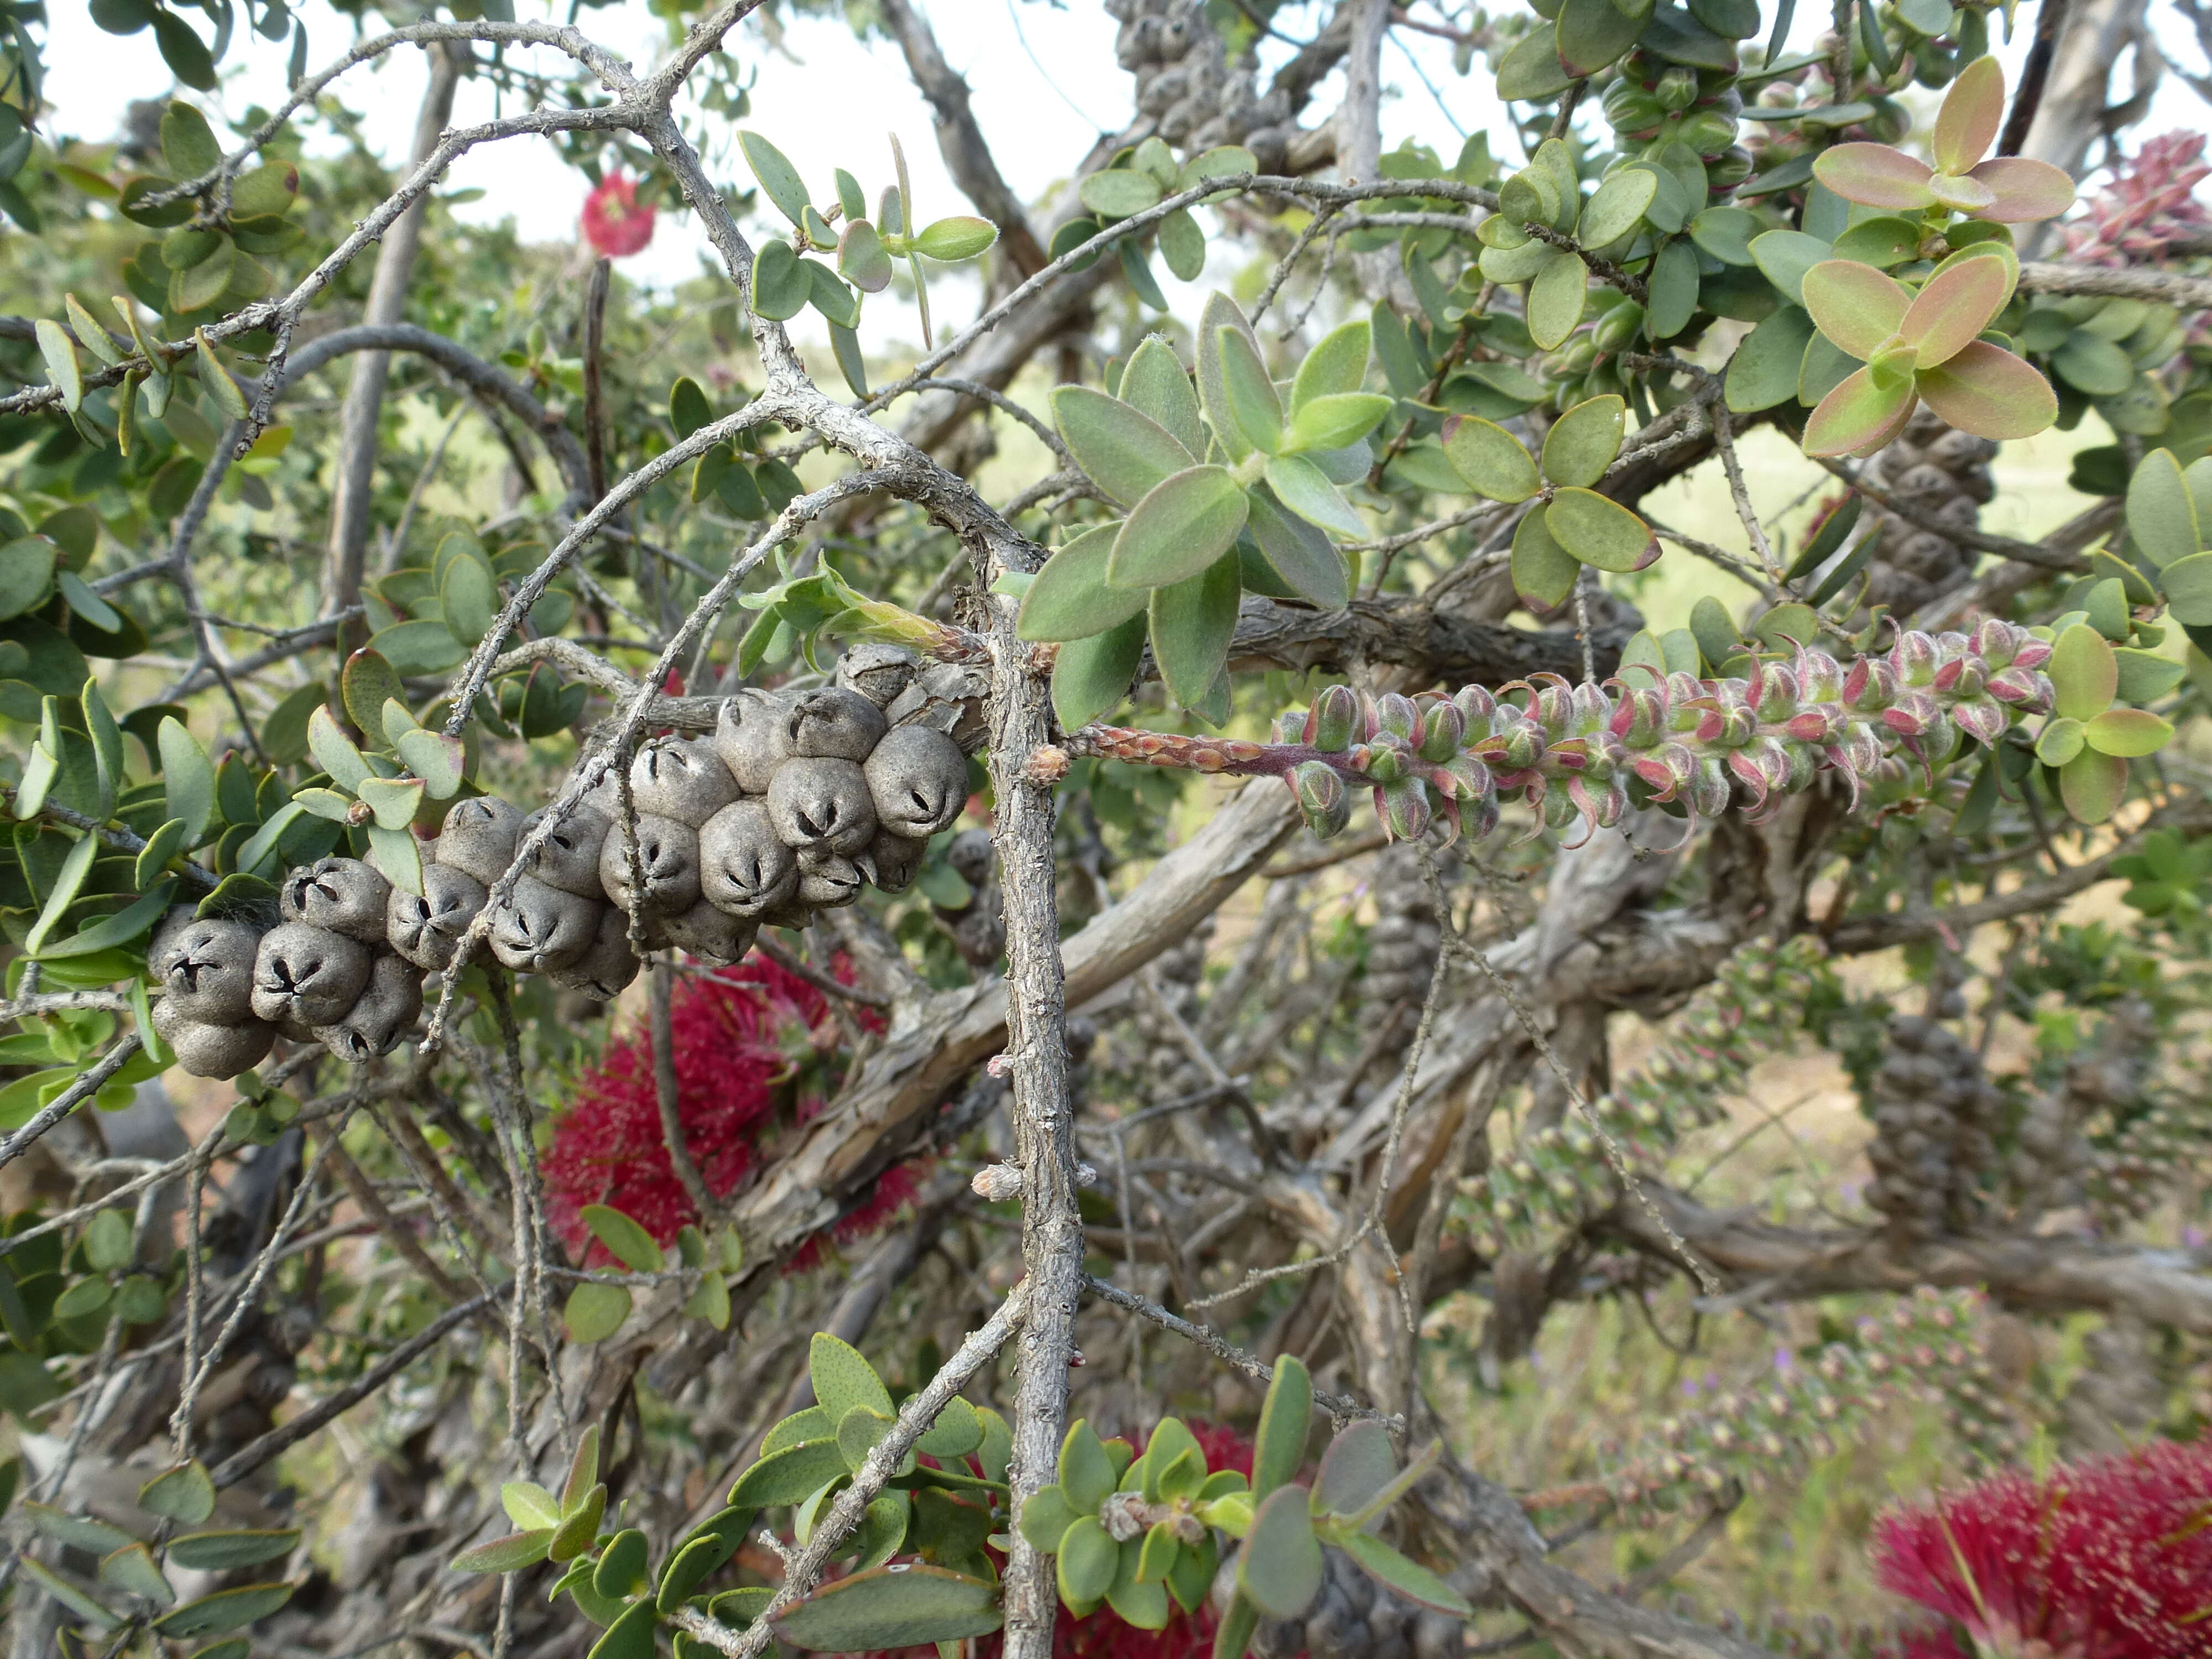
582,172,655,259
541,957,890,1261
1871,1436,2212,1659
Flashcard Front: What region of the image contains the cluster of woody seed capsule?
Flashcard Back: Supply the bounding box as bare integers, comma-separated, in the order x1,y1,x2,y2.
149,662,971,1079
1448,936,1832,1258
1592,1289,2013,1514
1071,621,2054,846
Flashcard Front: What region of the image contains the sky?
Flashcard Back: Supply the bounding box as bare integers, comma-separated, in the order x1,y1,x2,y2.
36,0,2212,338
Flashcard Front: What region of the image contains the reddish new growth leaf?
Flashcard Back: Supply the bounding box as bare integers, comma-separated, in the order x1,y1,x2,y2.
1815,57,2074,225
541,956,888,1259
1871,1436,2212,1659
582,172,655,258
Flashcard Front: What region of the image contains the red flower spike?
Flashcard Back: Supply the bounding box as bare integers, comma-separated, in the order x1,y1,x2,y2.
541,956,890,1261
1872,1436,2212,1659
582,172,656,258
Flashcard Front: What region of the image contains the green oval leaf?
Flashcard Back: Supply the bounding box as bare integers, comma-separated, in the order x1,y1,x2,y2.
729,1438,851,1508
752,239,812,321
1520,496,1604,607
2083,707,2174,758
1050,385,1196,509
1291,319,1371,409
774,1563,1002,1651
1246,483,1351,609
2049,622,2118,722
1286,392,1391,455
138,1459,216,1525
1058,1419,1118,1513
1263,453,1365,542
2126,448,2199,568
1578,168,1658,248
1018,1483,1083,1552
1056,1516,1118,1605
563,1281,632,1345
581,1203,666,1273
158,717,216,844
913,215,999,261
1237,1486,1324,1618
1526,248,1588,351
1748,229,1834,307
0,537,56,621
1545,487,1657,572
1051,613,1146,731
1078,168,1162,220
1251,1356,1312,1499
99,1541,176,1605
1106,465,1251,587
1340,1531,1473,1616
1216,323,1284,455
1312,1421,1397,1518
811,1331,895,1421
153,1582,291,1638
2059,747,2130,824
1146,551,1241,713
451,1528,553,1574
739,131,811,225
587,1596,659,1659
1541,395,1627,488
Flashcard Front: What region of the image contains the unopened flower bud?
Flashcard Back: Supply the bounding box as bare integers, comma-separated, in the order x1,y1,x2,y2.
1890,630,1938,687
1290,760,1352,838
1416,697,1465,762
1380,778,1433,842
1372,692,1419,742
1308,683,1360,752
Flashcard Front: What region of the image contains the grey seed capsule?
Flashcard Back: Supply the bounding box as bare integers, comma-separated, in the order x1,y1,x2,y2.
152,998,275,1079
713,688,794,793
766,756,877,854
435,795,525,886
945,827,994,886
547,906,642,1001
487,877,602,973
865,828,926,894
659,900,759,964
835,643,919,708
697,800,799,917
863,724,969,839
149,904,207,980
519,805,613,897
795,848,867,908
280,855,393,943
597,813,703,914
160,917,262,1025
786,686,888,762
631,736,741,827
313,952,424,1063
251,923,373,1027
755,894,818,931
387,862,489,973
